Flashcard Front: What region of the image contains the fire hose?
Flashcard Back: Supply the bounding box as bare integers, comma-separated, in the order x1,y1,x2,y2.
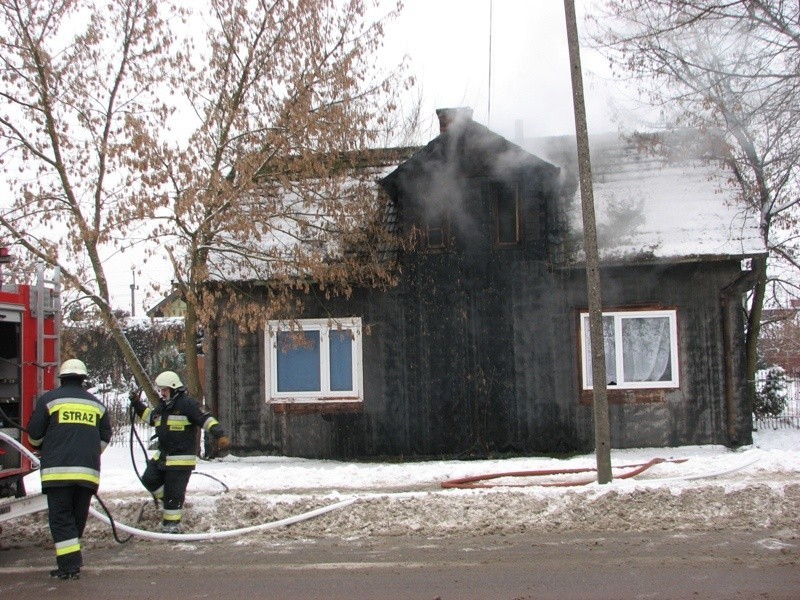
87,497,359,541
3,430,761,543
0,430,361,542
441,457,689,488
91,453,760,541
441,455,760,488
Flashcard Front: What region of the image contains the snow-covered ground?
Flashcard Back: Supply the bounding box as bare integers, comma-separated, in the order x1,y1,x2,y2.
4,427,799,546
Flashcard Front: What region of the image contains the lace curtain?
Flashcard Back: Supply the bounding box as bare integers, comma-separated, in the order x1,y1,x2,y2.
584,314,672,386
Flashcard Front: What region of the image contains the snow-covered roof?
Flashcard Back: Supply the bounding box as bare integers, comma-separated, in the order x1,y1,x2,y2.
527,133,766,264
204,132,765,287
203,148,416,284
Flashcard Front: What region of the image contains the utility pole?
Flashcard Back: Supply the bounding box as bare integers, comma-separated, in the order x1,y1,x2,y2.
563,0,612,483
130,267,136,317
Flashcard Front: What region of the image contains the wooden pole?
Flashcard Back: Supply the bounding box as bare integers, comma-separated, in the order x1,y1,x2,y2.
563,0,612,483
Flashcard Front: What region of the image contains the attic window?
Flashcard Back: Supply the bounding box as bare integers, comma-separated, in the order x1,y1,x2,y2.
426,211,449,249
488,182,521,246
265,318,363,404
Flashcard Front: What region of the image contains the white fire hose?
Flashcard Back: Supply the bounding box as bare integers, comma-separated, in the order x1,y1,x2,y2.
1,430,360,541
2,430,762,543
87,497,359,541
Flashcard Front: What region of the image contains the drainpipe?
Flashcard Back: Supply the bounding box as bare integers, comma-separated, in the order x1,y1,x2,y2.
203,310,221,457
720,263,759,445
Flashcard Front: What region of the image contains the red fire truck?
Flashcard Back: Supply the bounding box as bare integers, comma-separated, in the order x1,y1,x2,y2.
0,253,61,500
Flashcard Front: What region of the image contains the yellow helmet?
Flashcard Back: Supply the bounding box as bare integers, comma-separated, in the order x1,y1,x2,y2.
59,359,88,378
154,371,183,389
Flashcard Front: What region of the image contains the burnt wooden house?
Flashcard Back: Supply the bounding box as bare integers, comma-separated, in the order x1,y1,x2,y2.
205,108,766,459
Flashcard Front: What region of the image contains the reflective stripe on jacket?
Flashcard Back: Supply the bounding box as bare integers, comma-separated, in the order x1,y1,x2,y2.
26,380,112,491
133,389,225,470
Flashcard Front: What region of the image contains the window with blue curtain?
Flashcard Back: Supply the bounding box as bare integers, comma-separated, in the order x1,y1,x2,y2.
329,329,353,391
276,330,321,392
267,318,362,402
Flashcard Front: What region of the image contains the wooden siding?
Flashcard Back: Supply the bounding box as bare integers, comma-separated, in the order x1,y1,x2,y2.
207,254,751,459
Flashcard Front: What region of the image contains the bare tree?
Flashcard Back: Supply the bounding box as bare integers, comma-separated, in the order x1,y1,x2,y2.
589,0,800,424
0,0,181,403
0,0,408,401
148,0,408,398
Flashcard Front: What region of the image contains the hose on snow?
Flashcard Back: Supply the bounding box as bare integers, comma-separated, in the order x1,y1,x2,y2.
440,455,760,488
88,496,360,542
441,457,689,488
3,429,762,544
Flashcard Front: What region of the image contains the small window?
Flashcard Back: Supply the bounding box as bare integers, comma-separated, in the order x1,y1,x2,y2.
580,310,679,389
489,182,520,246
266,318,363,403
426,211,449,249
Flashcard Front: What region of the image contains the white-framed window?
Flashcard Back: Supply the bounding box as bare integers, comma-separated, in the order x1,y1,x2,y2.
580,309,679,390
265,317,363,403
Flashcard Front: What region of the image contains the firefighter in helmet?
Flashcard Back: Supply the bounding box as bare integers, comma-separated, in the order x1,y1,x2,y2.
27,358,113,580
129,371,230,533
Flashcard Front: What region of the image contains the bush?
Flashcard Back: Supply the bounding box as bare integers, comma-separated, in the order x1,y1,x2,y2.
754,366,788,417
62,317,186,392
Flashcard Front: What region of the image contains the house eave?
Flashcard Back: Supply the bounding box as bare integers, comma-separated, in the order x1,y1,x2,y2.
555,250,767,271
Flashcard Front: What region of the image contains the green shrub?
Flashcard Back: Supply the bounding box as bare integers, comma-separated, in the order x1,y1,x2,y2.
754,366,788,417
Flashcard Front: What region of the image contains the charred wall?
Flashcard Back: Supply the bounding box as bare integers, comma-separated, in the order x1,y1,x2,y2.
206,130,753,458
208,255,750,459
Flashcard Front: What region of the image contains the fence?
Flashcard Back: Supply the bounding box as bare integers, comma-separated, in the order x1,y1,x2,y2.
110,423,156,448
99,389,155,447
752,374,800,430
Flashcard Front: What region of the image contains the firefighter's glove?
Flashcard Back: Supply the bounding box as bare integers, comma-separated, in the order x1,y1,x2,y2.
128,391,146,415
215,436,231,457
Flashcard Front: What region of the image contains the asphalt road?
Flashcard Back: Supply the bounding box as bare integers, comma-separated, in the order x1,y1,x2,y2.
1,528,798,599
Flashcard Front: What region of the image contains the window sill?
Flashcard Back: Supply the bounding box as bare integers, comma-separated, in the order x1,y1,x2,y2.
579,389,669,405
270,401,363,416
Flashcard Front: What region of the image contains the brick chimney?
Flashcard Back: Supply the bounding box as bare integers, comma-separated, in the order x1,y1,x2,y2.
436,107,473,133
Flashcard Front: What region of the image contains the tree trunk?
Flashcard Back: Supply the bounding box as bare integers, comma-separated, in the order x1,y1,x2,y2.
102,311,159,406
745,254,768,425
184,298,203,402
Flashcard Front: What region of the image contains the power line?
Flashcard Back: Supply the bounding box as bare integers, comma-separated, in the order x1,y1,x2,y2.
487,0,493,126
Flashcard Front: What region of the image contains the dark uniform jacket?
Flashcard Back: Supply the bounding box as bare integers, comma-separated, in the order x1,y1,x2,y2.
27,379,112,491
132,389,225,470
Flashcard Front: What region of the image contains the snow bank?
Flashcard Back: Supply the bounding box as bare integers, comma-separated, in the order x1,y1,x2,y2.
3,429,798,548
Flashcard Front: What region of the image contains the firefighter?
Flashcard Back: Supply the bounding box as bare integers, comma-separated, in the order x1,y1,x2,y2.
26,358,112,580
129,371,230,533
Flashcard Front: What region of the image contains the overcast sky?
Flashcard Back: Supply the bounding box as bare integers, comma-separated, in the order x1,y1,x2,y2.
380,0,635,143
116,0,641,313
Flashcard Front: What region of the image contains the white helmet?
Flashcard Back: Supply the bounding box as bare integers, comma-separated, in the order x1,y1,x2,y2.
59,358,88,378
155,371,183,389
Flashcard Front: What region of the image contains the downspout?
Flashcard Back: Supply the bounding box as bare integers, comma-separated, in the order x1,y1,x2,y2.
203,309,221,457
720,262,760,446
209,316,219,418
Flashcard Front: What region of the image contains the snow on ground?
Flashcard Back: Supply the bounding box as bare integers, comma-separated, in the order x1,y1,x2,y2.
3,428,799,548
